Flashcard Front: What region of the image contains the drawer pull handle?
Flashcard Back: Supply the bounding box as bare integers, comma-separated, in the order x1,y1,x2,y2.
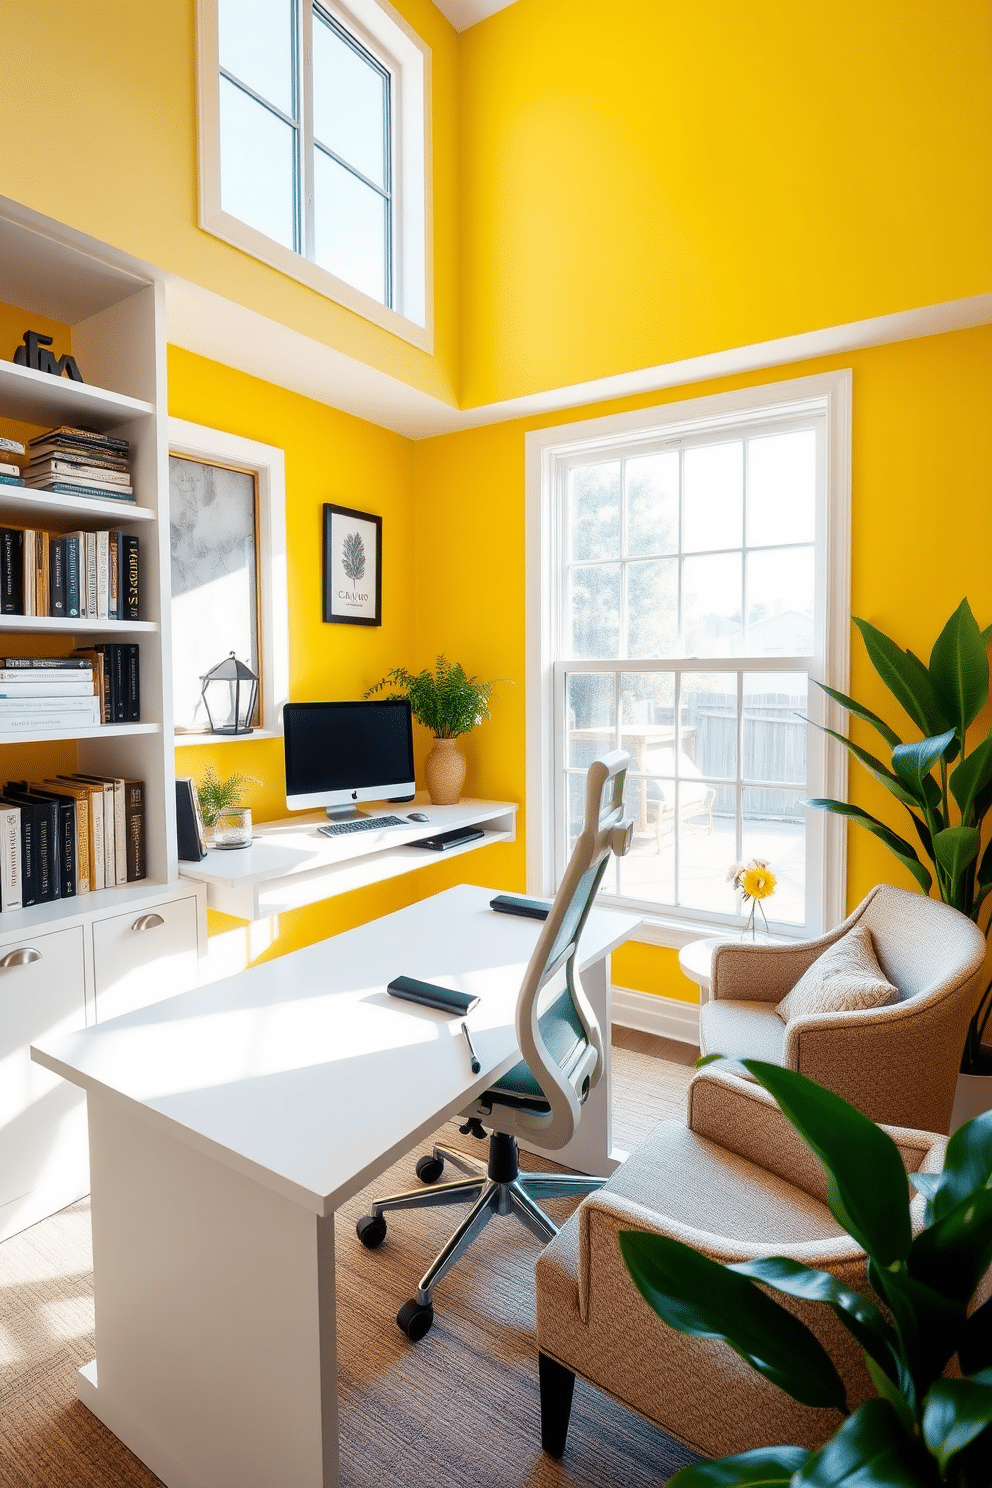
0,947,42,968
131,913,165,932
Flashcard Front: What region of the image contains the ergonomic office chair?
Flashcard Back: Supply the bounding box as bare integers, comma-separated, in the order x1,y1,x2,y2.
355,751,633,1341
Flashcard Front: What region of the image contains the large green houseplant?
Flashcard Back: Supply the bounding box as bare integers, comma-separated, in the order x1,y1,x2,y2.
365,655,507,805
620,1059,992,1488
807,599,992,1074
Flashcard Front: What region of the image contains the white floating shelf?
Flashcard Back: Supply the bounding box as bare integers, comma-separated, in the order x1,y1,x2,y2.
0,615,158,633
0,486,153,525
0,357,153,429
0,721,159,745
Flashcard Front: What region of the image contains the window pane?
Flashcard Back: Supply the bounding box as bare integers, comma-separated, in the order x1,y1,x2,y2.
621,671,677,812
312,11,387,189
742,786,806,925
681,673,737,787
683,552,741,657
683,441,743,553
170,458,260,732
626,450,678,557
745,546,814,655
569,463,621,562
220,77,297,249
567,771,616,894
743,674,808,786
678,798,737,915
616,770,674,909
566,673,615,767
747,429,816,547
219,0,294,116
627,558,677,657
569,564,620,658
313,149,387,303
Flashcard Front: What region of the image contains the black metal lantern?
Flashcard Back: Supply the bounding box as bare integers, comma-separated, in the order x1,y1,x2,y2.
199,652,259,735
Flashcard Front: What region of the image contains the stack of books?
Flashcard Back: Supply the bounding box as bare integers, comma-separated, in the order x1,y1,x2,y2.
0,656,102,733
23,426,134,503
0,435,25,487
0,527,140,620
0,773,146,909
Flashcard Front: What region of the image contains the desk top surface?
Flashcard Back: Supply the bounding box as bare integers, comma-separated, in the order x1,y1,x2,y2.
33,884,640,1215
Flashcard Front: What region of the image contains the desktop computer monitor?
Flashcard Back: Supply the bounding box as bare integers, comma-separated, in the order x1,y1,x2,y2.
283,700,416,820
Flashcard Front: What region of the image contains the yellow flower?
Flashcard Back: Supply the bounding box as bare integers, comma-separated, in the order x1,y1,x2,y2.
741,865,776,900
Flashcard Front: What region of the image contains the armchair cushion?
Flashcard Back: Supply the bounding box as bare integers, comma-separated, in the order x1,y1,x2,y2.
699,998,786,1068
777,922,898,1024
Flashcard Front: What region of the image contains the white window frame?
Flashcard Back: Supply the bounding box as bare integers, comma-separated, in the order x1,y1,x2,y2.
196,0,432,350
525,370,853,948
168,419,290,745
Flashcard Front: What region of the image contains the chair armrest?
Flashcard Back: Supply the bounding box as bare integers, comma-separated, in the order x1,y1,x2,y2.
575,1187,866,1324
710,929,848,1004
687,1067,833,1203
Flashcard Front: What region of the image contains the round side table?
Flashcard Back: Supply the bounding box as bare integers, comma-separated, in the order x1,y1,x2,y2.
677,937,731,1005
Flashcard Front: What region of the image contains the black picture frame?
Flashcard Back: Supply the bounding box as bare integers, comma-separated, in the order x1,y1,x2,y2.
322,503,382,626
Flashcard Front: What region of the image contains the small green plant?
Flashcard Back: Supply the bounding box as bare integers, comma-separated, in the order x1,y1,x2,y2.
196,766,261,829
807,599,992,1073
365,655,508,739
620,1059,992,1488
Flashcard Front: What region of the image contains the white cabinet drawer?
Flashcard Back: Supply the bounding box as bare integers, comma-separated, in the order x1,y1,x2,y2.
93,895,200,1022
0,924,88,1226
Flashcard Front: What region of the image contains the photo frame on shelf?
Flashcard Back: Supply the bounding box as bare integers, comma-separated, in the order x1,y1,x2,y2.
322,503,381,626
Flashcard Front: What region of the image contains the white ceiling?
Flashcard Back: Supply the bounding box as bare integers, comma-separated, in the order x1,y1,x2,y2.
432,0,518,30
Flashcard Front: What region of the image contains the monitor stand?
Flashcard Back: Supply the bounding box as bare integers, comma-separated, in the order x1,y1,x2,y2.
323,805,370,823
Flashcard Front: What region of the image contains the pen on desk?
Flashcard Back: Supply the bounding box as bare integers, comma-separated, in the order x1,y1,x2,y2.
461,1020,480,1073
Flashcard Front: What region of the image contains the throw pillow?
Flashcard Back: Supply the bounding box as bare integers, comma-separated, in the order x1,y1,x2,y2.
777,922,898,1023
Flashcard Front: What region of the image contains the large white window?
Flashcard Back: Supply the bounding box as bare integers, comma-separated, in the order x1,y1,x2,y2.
198,0,430,347
527,373,852,945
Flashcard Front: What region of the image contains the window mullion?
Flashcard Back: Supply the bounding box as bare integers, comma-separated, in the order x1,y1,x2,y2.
300,0,315,262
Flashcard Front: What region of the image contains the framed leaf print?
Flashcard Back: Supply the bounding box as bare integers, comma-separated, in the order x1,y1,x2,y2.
322,503,382,626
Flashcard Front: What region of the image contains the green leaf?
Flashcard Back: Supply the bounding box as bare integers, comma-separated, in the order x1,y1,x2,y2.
869,1257,967,1391
737,1061,913,1264
929,598,990,737
909,1187,992,1305
864,1356,916,1433
958,1297,992,1374
667,1447,811,1488
812,680,903,750
982,622,992,646
854,617,949,737
618,1230,849,1412
730,1256,903,1386
813,725,924,808
891,731,956,803
951,732,992,827
794,1399,927,1486
928,1109,992,1222
977,837,992,891
931,825,982,898
804,800,933,893
921,1376,992,1473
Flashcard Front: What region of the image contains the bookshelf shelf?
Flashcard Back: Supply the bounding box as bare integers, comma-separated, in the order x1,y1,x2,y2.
0,357,153,430
0,487,154,526
0,616,158,634
0,722,159,746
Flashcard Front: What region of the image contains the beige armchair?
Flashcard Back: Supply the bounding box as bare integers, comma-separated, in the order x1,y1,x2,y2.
700,884,986,1133
536,1066,947,1462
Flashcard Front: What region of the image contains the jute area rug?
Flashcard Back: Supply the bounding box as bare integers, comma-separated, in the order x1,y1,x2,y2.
0,1041,698,1488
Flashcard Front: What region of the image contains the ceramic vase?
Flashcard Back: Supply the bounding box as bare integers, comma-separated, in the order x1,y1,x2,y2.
425,737,466,805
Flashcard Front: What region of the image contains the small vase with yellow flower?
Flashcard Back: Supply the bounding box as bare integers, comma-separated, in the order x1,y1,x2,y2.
727,858,777,940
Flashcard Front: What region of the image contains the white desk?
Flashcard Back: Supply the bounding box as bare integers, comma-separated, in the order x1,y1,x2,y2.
179,798,518,920
32,883,640,1488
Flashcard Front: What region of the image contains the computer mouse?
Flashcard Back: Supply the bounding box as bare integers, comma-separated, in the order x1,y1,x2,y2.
408,812,430,822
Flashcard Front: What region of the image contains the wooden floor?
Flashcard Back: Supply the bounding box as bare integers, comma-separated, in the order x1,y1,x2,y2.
0,1030,700,1488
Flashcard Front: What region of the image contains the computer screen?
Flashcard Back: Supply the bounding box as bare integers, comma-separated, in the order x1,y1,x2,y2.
283,700,415,817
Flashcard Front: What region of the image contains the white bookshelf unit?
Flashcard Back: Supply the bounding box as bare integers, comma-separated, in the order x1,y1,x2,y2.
0,202,205,1240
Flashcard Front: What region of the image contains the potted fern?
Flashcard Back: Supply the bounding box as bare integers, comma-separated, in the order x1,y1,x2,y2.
621,1059,992,1488
807,599,992,1120
365,656,507,804
196,766,261,843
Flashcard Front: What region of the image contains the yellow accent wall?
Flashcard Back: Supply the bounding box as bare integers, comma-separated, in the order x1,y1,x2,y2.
414,323,992,1001
0,0,460,404
458,0,992,406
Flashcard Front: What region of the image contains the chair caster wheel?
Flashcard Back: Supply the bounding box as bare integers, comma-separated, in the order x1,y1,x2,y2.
397,1298,434,1341
415,1153,445,1184
356,1214,387,1249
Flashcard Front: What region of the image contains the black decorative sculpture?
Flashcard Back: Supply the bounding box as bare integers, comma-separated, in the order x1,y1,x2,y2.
13,330,84,382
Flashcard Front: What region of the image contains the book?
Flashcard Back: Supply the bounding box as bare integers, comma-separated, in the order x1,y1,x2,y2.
0,678,97,695
0,529,24,613
84,531,97,618
21,480,135,503
0,436,25,455
46,780,93,894
126,644,140,721
0,802,22,911
26,446,129,471
109,531,120,620
27,460,132,485
49,536,67,618
28,426,129,455
0,707,102,732
22,787,76,900
65,534,81,618
35,530,49,618
3,794,39,907
0,475,25,487
25,472,134,496
58,777,107,888
0,461,20,477
96,530,110,619
121,533,139,619
0,695,101,714
71,774,121,884
22,529,36,617
124,779,145,882
0,657,92,668
70,648,107,720
5,789,58,903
